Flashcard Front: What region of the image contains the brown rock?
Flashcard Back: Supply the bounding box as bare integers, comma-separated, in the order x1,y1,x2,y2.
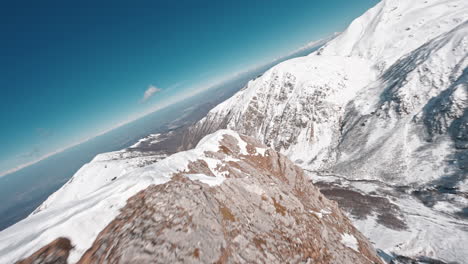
16,237,72,264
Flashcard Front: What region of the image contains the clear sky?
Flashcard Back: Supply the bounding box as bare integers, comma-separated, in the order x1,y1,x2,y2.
0,0,378,175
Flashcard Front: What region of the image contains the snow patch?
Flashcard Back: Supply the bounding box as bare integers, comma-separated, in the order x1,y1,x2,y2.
255,147,267,156
129,133,161,148
224,156,240,162
184,173,225,186
243,183,265,196
196,129,248,155
341,233,359,252
320,208,332,215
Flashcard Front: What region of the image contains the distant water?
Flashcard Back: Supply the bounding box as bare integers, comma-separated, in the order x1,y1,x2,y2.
0,43,324,231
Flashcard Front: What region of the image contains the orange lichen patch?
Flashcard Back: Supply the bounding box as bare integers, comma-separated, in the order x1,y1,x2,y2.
16,237,73,264
193,248,200,259
272,197,287,216
219,145,231,154
219,206,236,222
253,237,266,250
215,246,231,264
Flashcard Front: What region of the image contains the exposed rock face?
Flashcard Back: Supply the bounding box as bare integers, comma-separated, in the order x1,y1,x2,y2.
15,131,382,264
16,238,72,264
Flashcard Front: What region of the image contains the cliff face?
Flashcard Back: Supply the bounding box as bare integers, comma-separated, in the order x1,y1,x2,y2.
14,130,382,264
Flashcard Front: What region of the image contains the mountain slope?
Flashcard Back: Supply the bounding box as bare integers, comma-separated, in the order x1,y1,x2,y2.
333,20,468,184
184,56,377,170
0,130,381,264
186,0,467,185
319,0,467,70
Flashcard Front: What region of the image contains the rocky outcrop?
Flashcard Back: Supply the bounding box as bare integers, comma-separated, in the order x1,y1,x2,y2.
15,131,382,264
16,238,73,264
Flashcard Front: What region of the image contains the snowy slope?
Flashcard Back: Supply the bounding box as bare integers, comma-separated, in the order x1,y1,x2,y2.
319,0,467,71
187,0,467,185
2,0,467,262
33,148,167,214
188,55,377,170
333,20,468,183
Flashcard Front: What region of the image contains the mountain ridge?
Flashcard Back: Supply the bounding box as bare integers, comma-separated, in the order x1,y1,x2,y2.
3,130,382,264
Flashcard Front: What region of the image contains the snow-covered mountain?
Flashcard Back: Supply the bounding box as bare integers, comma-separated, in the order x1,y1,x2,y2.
188,0,467,186
1,0,467,263
1,130,381,264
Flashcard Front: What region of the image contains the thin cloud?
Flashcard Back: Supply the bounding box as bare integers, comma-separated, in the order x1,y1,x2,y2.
16,146,41,159
141,85,161,102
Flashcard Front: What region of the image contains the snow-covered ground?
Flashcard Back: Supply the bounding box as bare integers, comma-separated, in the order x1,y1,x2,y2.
0,130,245,263
129,133,162,148
33,149,167,214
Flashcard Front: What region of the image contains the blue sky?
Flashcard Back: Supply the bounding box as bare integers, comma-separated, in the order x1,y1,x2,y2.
0,0,377,175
